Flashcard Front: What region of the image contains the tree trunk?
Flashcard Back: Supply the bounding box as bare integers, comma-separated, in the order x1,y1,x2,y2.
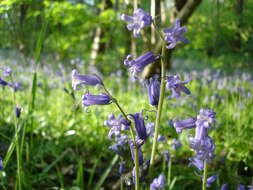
234,0,244,51
160,0,166,25
131,0,138,55
151,0,161,45
90,0,112,67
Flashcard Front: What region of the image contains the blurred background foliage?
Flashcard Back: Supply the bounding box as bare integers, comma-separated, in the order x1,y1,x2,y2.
0,0,252,72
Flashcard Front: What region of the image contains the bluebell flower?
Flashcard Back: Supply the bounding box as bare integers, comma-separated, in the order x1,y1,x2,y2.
189,132,215,161
15,107,21,118
2,67,12,77
166,75,190,99
0,77,8,87
173,117,197,133
237,184,246,190
129,113,148,141
119,162,126,175
8,81,22,91
188,109,216,162
206,175,218,188
0,157,3,170
124,52,159,78
104,114,130,138
72,69,103,90
0,66,11,77
150,173,166,190
109,144,123,156
172,139,182,150
120,8,152,37
221,184,228,190
188,157,204,171
196,109,216,129
116,134,129,147
146,77,160,106
82,93,111,106
163,19,188,49
129,142,144,166
163,151,170,163
108,134,128,156
146,122,155,137
157,135,166,142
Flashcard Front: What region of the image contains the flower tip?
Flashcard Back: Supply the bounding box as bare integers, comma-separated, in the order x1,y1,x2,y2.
71,69,78,76
120,13,126,20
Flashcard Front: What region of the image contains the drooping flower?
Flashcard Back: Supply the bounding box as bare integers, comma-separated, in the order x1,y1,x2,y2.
109,134,128,156
221,184,229,190
0,157,3,170
173,117,197,133
119,162,126,175
146,122,155,137
104,114,130,138
166,75,190,99
8,81,22,91
129,113,148,141
2,67,12,77
237,184,246,190
188,109,216,162
191,136,215,161
0,78,8,87
163,151,170,163
188,157,204,171
186,109,216,170
146,77,160,106
109,144,123,155
196,109,216,129
206,175,218,188
116,134,129,147
124,52,159,78
129,142,144,166
72,69,103,90
120,8,152,37
172,139,182,150
15,107,21,118
163,19,188,49
157,135,166,142
82,93,111,106
150,173,166,190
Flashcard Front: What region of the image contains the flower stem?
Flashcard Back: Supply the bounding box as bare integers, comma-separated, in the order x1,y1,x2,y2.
103,86,140,190
152,20,165,41
120,176,124,190
167,158,172,187
150,44,167,166
10,75,22,190
134,146,140,190
202,160,208,190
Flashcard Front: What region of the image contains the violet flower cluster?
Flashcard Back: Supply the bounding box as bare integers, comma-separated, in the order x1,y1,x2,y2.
124,52,159,78
0,67,22,91
174,108,216,171
150,173,166,190
120,8,152,38
163,19,188,49
71,69,112,107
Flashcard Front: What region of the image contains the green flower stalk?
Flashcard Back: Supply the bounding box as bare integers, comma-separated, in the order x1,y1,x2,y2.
103,86,140,190
202,160,208,190
150,43,167,166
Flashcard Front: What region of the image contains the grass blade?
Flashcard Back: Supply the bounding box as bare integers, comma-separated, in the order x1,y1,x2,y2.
94,155,119,190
